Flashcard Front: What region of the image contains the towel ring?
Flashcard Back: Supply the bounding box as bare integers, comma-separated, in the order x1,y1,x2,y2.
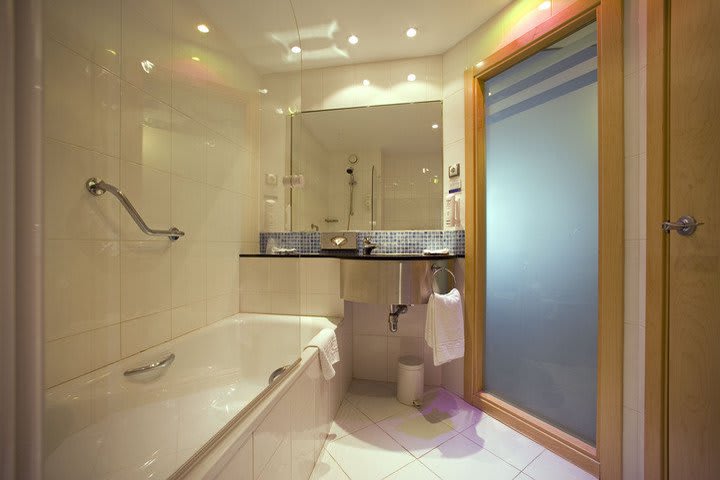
431,264,456,294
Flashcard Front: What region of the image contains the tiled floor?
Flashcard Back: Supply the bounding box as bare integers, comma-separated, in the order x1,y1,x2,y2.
310,380,598,480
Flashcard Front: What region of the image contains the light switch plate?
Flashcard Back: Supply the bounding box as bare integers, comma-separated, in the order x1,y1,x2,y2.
448,163,461,178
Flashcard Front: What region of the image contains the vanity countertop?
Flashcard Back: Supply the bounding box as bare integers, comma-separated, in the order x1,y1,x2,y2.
238,252,464,260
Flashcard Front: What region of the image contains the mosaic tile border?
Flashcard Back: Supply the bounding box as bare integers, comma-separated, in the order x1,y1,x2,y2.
259,230,464,255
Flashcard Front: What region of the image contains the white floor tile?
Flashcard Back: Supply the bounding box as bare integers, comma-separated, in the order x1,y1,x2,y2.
345,380,415,422
384,460,440,480
377,409,459,458
524,450,597,480
420,388,481,432
419,435,519,480
326,424,414,480
310,449,350,480
328,401,374,442
460,411,544,470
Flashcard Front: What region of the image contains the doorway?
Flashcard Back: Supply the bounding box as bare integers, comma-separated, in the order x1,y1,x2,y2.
463,0,624,477
645,1,720,478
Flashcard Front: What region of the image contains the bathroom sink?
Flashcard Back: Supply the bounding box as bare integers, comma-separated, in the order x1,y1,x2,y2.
340,257,455,304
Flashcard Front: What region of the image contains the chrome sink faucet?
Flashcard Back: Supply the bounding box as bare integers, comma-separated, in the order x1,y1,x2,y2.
362,237,378,255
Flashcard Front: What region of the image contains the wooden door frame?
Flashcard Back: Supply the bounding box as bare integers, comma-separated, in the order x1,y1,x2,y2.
644,0,668,478
463,0,624,477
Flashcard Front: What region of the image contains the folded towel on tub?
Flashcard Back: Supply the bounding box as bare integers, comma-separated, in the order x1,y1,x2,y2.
306,328,340,380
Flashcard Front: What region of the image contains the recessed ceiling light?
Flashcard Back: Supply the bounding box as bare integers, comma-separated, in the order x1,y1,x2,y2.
475,61,485,68
196,24,210,33
275,107,284,115
348,34,359,45
258,88,268,94
538,1,551,11
291,45,302,53
407,73,416,82
362,79,370,86
191,56,200,61
406,27,418,38
105,49,117,56
431,124,439,129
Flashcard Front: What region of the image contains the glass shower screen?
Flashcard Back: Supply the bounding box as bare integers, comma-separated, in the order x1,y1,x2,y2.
483,22,599,445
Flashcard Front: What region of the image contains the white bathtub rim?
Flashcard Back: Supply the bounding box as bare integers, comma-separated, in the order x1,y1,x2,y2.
179,346,322,480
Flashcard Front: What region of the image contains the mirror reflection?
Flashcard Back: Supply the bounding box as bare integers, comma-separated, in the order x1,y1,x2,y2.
290,102,443,231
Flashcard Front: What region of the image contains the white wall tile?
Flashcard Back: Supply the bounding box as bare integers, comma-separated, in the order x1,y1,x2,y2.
442,90,465,146
121,0,172,103
44,0,121,74
322,66,356,110
44,139,120,240
443,40,467,97
120,241,172,320
45,324,121,387
44,240,121,341
353,335,388,382
120,310,171,357
171,109,206,182
623,407,641,480
623,322,640,410
121,82,171,172
171,240,206,306
171,301,206,338
44,40,120,156
207,292,240,324
206,242,241,297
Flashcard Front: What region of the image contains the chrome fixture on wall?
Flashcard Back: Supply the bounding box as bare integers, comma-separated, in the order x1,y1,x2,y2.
85,177,185,241
346,167,357,230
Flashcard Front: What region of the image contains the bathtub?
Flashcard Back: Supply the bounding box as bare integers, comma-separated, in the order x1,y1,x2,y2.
44,313,351,480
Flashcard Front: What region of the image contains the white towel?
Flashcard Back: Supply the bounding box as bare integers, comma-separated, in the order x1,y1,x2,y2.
425,288,464,366
307,328,340,380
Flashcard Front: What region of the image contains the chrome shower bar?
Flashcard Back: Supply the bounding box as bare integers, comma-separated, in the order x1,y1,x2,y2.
85,177,185,241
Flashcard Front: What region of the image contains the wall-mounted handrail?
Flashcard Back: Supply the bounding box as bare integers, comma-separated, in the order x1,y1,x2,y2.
85,177,185,241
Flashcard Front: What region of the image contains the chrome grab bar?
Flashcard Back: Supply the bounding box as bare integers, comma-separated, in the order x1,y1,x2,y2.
123,352,175,376
85,177,185,241
268,364,290,384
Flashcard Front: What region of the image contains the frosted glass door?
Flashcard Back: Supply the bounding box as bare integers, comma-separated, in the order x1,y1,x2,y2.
483,22,598,445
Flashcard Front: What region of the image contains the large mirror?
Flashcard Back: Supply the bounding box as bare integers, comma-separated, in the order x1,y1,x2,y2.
290,101,443,231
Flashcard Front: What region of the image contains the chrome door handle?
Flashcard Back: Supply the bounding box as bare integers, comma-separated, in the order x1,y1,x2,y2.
662,215,703,236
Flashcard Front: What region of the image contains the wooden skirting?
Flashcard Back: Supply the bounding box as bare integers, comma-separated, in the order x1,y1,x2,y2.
472,393,600,477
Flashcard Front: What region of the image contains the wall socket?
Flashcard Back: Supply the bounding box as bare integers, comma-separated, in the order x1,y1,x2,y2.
448,163,461,178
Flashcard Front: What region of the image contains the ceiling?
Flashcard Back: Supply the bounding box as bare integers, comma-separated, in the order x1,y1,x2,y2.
202,0,513,73
298,102,443,155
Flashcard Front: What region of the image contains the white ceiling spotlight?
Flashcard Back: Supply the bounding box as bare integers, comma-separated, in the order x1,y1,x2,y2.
348,34,359,45
538,1,551,11
196,24,210,33
291,45,302,53
362,79,370,86
431,123,439,129
406,27,418,38
407,73,416,82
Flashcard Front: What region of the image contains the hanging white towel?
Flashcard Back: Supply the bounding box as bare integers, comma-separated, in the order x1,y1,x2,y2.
306,328,340,380
425,288,464,366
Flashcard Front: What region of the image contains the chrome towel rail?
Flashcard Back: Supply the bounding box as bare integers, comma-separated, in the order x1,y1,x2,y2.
86,177,185,241
431,264,456,294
